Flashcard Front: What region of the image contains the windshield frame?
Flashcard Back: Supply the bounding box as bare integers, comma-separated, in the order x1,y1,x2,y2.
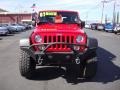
38,11,81,24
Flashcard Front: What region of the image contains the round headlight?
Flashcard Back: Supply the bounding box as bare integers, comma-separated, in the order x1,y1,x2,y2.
76,35,83,43
35,35,42,43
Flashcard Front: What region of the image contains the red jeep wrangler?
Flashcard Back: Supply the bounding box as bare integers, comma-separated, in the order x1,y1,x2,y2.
19,10,98,79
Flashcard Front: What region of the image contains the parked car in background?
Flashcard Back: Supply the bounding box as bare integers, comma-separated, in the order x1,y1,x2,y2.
21,19,33,29
85,24,91,29
17,24,26,31
97,23,104,30
104,23,114,32
0,24,9,35
7,24,19,32
19,23,32,30
1,24,15,34
114,24,120,34
90,23,98,30
8,24,24,32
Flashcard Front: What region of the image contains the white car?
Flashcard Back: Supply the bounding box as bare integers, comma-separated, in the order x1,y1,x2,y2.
0,25,9,35
114,24,120,34
97,24,104,30
85,24,90,29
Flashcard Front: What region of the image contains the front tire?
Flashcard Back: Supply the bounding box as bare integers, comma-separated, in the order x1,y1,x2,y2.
66,51,98,79
19,49,36,79
114,32,117,34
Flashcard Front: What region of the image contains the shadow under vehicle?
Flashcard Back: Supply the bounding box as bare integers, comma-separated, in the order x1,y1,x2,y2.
26,47,120,85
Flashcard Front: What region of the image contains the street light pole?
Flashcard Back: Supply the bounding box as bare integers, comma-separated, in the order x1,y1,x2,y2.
112,0,116,24
85,12,88,23
101,0,105,24
101,0,118,24
101,0,109,23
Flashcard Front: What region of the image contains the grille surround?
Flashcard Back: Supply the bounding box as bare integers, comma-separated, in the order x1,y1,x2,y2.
44,35,74,50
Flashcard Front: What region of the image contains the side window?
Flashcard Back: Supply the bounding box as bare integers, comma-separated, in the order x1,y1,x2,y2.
63,17,70,23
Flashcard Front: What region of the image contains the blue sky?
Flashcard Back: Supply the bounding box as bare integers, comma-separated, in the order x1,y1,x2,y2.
0,0,120,22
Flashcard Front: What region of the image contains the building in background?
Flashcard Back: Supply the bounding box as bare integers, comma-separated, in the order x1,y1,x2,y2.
0,8,8,12
0,8,32,24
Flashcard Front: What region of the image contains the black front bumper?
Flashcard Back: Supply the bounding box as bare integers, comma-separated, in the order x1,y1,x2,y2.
20,42,96,65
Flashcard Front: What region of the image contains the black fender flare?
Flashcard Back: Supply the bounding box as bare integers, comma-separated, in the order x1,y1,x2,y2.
80,37,98,61
87,37,98,50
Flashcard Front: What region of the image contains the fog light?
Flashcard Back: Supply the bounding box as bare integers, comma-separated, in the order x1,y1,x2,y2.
39,45,45,50
74,46,80,50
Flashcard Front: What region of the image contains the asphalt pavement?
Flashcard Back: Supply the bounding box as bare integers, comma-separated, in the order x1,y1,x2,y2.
0,29,120,90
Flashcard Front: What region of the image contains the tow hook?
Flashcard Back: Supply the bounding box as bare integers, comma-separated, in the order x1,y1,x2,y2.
75,57,80,64
38,56,43,65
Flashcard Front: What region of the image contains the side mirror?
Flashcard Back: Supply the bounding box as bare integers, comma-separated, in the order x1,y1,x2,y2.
81,21,85,29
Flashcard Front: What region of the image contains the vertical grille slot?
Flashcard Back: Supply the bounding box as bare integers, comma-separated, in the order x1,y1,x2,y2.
44,36,47,43
48,36,52,48
58,36,60,42
62,36,65,48
58,36,61,48
71,36,74,43
67,36,69,43
53,36,56,42
53,36,56,48
62,36,65,42
48,36,51,42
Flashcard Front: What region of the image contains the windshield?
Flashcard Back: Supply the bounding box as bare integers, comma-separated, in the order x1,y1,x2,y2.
38,11,80,24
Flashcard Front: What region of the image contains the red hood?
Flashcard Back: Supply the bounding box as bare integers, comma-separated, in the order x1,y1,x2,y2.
34,24,84,33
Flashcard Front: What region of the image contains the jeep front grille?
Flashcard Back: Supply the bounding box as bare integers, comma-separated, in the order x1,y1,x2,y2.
44,35,74,49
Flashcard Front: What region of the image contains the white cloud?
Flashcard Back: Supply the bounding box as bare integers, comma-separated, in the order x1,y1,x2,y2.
36,0,100,8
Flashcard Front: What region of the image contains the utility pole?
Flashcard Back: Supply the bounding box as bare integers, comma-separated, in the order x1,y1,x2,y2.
117,12,119,24
85,12,88,24
101,0,105,24
105,14,108,23
101,0,108,24
112,1,116,24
